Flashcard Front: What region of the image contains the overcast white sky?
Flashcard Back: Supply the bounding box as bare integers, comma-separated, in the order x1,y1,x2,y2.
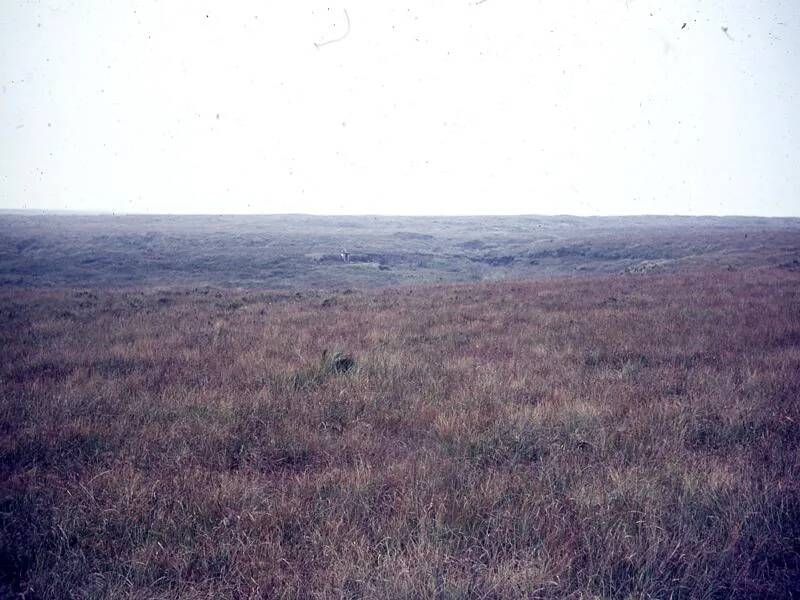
1,1,798,216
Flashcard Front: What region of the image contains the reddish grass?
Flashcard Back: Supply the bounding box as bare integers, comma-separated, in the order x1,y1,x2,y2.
1,268,799,598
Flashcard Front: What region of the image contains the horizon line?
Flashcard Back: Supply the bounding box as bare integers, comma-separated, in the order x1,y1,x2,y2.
2,209,799,220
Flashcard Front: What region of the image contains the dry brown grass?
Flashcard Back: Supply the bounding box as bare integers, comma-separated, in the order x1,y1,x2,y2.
1,268,799,598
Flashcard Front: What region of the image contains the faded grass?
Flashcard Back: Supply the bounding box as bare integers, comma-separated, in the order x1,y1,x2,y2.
1,268,799,598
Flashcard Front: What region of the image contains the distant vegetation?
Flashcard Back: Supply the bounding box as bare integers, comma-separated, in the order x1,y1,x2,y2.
2,213,799,288
2,267,799,597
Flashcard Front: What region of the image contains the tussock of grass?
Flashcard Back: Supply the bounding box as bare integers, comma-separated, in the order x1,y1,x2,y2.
1,268,799,597
288,350,356,391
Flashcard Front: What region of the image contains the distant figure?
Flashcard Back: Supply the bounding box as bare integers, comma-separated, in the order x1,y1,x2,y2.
340,249,350,263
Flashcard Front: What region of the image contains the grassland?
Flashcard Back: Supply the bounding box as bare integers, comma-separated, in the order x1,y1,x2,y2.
2,265,799,598
2,213,799,288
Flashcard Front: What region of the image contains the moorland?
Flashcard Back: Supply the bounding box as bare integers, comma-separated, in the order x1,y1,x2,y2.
1,212,799,288
1,213,799,598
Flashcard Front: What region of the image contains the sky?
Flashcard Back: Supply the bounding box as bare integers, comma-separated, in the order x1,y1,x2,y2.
1,1,798,216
